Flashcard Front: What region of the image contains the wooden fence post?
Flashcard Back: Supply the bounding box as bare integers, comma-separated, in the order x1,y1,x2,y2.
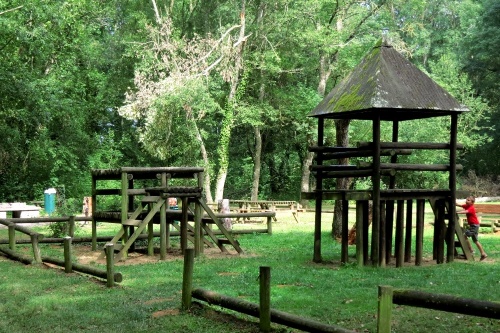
8,224,15,250
63,236,73,273
30,234,42,264
68,216,75,237
182,248,194,311
259,266,271,332
105,243,115,288
377,285,393,333
264,215,271,235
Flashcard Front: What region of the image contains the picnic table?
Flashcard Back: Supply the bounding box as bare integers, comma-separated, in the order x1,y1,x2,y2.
0,202,41,219
230,200,303,222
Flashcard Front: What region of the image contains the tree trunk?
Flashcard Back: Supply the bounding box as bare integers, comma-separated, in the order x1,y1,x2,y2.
300,147,314,208
188,104,214,203
214,0,247,201
251,77,265,201
299,52,333,208
251,126,262,201
332,119,351,239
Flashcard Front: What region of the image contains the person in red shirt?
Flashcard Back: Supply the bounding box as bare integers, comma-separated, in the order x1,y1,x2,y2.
456,196,487,261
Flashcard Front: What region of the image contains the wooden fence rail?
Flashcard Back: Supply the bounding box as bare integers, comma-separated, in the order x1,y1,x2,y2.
0,220,121,287
182,249,355,333
377,285,500,332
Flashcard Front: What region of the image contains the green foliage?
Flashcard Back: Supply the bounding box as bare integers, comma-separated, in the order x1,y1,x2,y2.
1,0,500,205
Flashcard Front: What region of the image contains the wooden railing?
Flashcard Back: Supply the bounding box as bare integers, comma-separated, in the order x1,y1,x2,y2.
377,285,500,332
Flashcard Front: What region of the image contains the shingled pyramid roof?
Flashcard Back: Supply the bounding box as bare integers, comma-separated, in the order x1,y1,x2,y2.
309,41,469,120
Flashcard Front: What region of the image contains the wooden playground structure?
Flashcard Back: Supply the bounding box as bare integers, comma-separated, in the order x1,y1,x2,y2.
303,40,473,267
91,167,275,263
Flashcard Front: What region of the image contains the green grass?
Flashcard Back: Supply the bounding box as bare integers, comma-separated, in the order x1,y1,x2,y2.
0,212,499,333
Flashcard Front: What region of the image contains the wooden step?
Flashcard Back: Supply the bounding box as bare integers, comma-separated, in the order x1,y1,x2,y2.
217,238,240,246
141,196,161,203
218,238,232,245
122,219,142,227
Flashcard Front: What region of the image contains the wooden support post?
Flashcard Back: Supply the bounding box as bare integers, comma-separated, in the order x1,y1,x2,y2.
194,198,202,256
379,201,386,267
63,236,73,273
196,171,204,255
377,286,393,333
182,248,194,311
436,199,446,264
371,115,381,267
385,200,394,265
432,201,439,261
415,199,425,266
105,243,115,288
356,201,364,266
160,173,167,260
31,234,42,264
341,199,349,264
363,201,369,265
404,200,413,262
120,171,129,259
267,216,272,235
8,224,15,250
91,175,97,251
395,200,404,267
180,197,189,254
448,114,458,263
313,117,324,263
147,220,154,256
68,216,75,237
259,266,271,332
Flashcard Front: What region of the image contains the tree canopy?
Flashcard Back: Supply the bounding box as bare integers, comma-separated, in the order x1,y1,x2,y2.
0,0,498,215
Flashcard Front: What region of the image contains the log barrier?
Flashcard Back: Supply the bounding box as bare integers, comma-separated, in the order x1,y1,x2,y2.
182,249,355,333
0,246,34,265
377,285,500,332
0,227,122,286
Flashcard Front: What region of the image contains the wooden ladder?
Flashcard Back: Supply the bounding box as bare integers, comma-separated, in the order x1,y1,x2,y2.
99,195,165,263
194,198,243,254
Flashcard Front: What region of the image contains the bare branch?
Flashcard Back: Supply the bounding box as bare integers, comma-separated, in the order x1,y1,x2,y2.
0,5,23,16
151,0,161,23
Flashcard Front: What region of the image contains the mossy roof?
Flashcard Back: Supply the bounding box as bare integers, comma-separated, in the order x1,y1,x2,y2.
309,41,469,120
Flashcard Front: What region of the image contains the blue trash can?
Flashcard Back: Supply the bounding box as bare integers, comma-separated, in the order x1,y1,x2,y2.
44,188,57,215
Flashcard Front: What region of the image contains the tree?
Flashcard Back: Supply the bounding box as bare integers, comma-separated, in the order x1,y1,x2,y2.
119,1,249,203
460,0,500,176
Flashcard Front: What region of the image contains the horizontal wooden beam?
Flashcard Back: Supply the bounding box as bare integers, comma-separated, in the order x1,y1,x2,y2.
316,149,413,160
358,142,464,150
323,170,396,178
358,162,463,171
302,189,467,201
94,189,121,195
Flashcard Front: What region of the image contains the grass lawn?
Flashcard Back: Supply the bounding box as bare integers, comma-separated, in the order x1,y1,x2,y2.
0,210,499,333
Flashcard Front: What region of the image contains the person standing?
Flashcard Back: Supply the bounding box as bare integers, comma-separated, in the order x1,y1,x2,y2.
456,196,487,261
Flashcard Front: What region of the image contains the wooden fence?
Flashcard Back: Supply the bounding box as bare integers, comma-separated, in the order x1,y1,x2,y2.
181,249,355,333
377,285,500,332
181,249,500,332
0,218,121,287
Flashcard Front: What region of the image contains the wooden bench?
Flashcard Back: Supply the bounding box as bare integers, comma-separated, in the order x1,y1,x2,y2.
460,203,500,232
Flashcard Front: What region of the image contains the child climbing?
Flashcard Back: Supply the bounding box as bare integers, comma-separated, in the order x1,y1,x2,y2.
456,196,488,261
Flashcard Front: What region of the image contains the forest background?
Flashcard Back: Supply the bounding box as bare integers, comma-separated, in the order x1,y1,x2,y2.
1,0,499,233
